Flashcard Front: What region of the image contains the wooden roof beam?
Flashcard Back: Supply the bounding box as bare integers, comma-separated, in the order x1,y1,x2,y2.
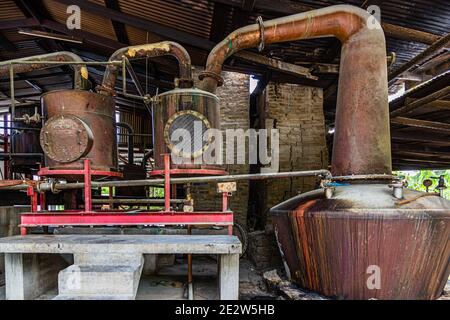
234,51,318,80
391,117,450,133
104,0,130,45
390,86,450,117
388,33,450,83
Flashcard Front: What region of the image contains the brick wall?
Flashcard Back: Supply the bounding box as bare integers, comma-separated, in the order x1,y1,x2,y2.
262,82,328,223
190,67,250,227
187,71,328,236
247,82,328,268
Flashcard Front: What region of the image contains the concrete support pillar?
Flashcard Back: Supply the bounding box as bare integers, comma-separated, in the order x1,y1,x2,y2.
5,253,67,300
218,253,239,300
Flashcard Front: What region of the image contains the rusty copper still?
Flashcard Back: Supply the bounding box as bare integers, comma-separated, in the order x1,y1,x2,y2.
199,4,450,299
40,90,118,175
152,88,221,172
37,42,195,180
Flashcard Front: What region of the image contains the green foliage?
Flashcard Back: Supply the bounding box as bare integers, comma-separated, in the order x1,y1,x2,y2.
394,170,450,199
148,187,164,198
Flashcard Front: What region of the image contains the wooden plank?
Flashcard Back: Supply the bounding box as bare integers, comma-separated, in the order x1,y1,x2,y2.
381,22,441,45
391,117,450,133
390,86,450,116
388,33,450,82
235,51,318,80
391,131,450,145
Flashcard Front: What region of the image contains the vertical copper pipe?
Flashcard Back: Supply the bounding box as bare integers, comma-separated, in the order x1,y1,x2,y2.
0,52,88,90
99,41,193,95
198,5,391,176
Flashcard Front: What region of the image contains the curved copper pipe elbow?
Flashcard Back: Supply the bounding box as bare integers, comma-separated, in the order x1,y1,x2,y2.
99,41,193,95
0,51,88,90
199,5,391,176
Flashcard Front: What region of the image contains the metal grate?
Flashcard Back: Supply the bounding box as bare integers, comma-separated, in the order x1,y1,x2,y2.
167,112,210,157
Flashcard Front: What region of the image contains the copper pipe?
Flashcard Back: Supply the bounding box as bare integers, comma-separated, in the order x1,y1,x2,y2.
198,5,391,176
99,41,193,95
0,52,88,90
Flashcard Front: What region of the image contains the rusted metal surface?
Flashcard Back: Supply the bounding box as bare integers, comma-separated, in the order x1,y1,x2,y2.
40,114,94,163
0,52,88,90
271,184,450,299
41,90,118,176
99,41,193,95
10,104,43,173
199,4,391,176
152,88,221,172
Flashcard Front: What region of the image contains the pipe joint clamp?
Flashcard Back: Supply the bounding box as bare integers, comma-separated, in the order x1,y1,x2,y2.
256,16,265,52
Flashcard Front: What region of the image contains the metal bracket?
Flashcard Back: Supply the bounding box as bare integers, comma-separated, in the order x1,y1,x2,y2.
256,16,265,52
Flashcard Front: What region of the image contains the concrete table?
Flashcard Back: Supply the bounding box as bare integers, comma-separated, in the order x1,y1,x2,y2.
0,234,241,300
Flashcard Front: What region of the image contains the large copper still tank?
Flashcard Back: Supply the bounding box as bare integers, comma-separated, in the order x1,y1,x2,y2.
152,88,221,171
271,183,450,299
40,90,118,174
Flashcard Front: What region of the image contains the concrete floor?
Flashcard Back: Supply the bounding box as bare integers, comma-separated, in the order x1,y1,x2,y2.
2,257,447,300
0,256,268,300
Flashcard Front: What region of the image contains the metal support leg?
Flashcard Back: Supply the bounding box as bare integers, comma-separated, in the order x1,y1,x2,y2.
163,154,171,212
27,185,37,212
187,225,194,300
83,159,92,212
108,186,114,209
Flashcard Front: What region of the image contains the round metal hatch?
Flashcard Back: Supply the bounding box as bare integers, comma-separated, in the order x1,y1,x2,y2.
40,114,94,163
164,110,212,158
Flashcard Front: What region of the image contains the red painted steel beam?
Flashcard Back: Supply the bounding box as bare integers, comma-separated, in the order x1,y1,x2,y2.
20,212,234,227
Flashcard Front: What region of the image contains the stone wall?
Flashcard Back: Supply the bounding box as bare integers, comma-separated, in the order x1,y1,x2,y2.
190,67,250,227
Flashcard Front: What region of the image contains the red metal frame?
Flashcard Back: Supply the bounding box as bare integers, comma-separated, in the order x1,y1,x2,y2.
21,154,234,236
20,211,233,226
38,166,122,178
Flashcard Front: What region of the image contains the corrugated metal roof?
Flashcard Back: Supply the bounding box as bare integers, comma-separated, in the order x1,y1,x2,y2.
43,0,118,42
0,0,26,20
119,0,214,39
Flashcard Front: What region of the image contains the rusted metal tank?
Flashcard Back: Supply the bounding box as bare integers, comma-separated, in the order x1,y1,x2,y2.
40,90,118,174
152,88,221,171
10,104,43,173
271,183,450,299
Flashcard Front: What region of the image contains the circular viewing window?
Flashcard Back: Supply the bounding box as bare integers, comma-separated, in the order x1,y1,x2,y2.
164,110,212,158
